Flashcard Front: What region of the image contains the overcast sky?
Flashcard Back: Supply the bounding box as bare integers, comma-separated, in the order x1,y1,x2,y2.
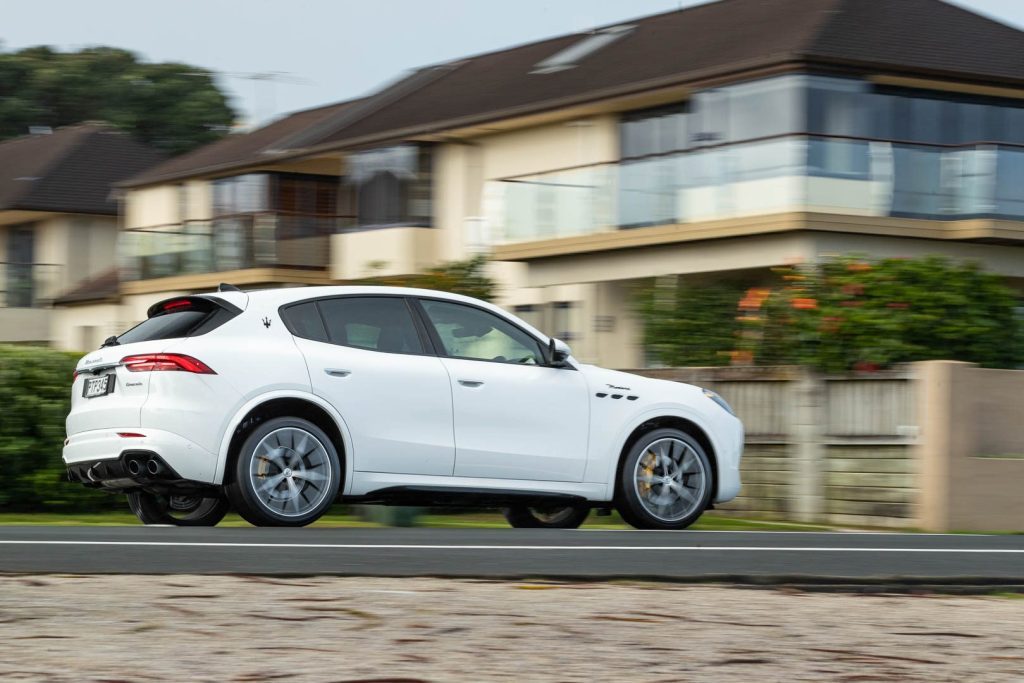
2,0,1022,127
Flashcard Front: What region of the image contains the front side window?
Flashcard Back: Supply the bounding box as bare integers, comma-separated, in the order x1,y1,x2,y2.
420,299,544,365
317,297,424,354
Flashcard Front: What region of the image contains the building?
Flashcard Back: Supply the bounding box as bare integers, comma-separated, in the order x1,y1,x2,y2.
75,0,1024,364
0,123,164,347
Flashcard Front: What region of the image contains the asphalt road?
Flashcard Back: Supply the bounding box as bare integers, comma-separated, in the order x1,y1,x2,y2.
1,526,1023,583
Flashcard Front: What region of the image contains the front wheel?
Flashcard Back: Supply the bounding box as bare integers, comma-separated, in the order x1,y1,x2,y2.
225,417,342,527
503,505,590,529
616,428,713,530
127,491,229,526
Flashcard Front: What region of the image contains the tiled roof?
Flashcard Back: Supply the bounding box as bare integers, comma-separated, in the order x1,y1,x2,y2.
123,0,1024,187
0,123,165,215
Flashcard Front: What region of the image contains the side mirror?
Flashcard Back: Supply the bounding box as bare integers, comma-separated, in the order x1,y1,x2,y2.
547,338,573,367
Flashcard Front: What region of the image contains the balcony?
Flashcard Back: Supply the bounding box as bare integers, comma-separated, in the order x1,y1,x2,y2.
0,262,62,307
487,135,1024,245
121,212,354,281
0,262,62,343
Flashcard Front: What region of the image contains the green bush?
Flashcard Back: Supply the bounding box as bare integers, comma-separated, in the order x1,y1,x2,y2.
0,345,119,511
739,256,1024,372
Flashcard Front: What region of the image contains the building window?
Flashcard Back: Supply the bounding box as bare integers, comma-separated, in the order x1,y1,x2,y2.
212,174,269,215
344,144,433,229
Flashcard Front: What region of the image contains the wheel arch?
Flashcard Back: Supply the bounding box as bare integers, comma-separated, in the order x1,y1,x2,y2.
612,414,719,503
215,392,353,491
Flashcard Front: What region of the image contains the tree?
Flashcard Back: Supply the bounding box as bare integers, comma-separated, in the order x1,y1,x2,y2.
0,46,235,154
739,256,1023,372
633,277,743,366
353,255,496,302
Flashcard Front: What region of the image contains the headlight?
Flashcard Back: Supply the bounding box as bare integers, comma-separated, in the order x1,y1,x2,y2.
702,388,735,416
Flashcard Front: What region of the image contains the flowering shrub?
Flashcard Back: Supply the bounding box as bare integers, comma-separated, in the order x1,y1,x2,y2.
737,256,1022,372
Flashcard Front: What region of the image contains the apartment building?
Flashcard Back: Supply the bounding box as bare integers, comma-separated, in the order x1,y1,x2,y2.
0,123,164,347
61,0,1024,364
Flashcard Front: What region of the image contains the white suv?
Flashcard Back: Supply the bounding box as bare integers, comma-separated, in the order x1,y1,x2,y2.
64,286,743,529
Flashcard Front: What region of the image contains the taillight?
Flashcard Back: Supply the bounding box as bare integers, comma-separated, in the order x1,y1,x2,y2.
72,370,79,382
121,353,216,374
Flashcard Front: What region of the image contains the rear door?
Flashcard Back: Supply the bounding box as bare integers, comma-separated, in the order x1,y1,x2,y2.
285,295,456,476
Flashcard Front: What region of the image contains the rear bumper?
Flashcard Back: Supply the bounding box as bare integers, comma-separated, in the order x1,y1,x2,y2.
63,428,219,488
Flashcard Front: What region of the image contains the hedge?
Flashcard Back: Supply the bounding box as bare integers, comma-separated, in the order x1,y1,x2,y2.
0,344,120,511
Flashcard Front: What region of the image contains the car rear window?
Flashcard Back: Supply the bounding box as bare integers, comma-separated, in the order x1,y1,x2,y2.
116,297,238,345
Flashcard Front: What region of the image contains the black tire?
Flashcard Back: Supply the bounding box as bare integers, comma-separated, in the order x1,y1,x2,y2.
503,505,590,529
616,428,714,530
225,417,342,527
127,491,229,526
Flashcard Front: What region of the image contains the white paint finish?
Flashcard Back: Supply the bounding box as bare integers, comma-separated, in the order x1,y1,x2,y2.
443,357,590,482
62,285,742,509
295,337,456,477
63,427,218,483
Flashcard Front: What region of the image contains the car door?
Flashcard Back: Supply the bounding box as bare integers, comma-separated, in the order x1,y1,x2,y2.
285,295,455,476
414,297,590,482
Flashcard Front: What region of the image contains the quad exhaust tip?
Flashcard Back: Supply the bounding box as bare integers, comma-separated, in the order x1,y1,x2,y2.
126,459,143,476
146,459,163,475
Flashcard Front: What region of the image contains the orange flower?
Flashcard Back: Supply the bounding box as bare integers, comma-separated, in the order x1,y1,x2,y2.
847,262,872,272
791,297,817,310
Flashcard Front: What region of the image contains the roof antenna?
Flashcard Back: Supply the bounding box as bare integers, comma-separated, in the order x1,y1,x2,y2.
218,283,243,292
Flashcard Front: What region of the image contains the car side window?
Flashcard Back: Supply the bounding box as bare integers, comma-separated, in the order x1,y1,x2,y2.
317,297,425,354
280,301,328,342
419,299,545,365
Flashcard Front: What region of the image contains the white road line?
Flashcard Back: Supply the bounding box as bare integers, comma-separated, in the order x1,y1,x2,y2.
0,540,1021,553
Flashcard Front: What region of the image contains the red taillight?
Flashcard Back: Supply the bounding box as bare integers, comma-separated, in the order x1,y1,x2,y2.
162,299,193,311
121,353,216,374
117,432,146,438
72,370,79,382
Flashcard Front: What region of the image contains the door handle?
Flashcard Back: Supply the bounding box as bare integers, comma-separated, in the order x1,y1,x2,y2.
458,379,484,387
325,368,351,378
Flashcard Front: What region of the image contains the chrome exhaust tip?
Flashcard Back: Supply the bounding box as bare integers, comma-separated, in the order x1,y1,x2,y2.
146,459,163,476
126,459,143,476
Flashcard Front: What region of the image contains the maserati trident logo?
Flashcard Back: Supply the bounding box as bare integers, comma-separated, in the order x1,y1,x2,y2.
262,317,272,329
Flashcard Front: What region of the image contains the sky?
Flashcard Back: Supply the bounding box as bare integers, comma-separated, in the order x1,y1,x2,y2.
2,0,1023,127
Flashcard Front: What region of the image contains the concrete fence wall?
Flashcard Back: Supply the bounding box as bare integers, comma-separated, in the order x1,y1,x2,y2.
631,361,1024,532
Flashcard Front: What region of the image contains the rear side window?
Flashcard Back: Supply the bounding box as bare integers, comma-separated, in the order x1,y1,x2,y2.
317,297,424,354
116,297,238,344
281,301,328,342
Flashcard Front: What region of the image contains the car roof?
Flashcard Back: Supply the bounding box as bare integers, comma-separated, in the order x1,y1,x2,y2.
218,285,551,342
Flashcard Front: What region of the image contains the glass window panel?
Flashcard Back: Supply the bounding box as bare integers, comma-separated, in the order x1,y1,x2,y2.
421,299,544,365
728,76,803,142
318,297,424,354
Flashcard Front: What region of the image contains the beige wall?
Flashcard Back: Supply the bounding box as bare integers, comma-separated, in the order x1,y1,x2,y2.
332,227,438,280
917,361,1024,532
476,115,618,180
124,185,181,229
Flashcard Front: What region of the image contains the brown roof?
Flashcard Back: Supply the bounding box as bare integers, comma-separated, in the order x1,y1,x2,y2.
0,123,165,215
122,0,1024,187
52,268,120,306
124,99,362,187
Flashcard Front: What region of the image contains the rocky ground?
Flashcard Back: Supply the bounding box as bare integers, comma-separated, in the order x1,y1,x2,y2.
0,575,1022,682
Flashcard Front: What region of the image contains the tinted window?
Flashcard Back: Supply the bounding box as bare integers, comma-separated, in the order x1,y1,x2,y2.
420,300,544,365
318,297,424,354
117,299,233,344
281,301,328,342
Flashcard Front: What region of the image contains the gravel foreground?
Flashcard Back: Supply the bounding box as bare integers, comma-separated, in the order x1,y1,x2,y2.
1,576,1022,682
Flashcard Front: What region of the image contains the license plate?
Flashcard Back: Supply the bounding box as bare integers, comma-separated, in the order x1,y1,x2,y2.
83,374,113,398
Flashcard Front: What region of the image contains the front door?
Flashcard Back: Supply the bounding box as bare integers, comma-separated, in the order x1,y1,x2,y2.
289,296,455,476
415,298,590,482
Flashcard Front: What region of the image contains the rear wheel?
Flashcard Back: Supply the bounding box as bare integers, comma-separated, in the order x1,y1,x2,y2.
616,428,713,530
503,505,589,529
225,417,342,527
127,491,229,526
